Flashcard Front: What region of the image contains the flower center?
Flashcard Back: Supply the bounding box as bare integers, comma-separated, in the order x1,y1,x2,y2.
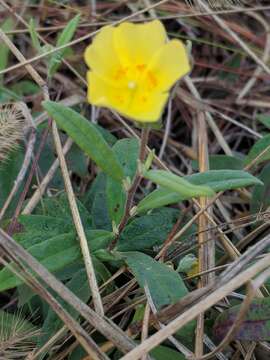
128,81,137,89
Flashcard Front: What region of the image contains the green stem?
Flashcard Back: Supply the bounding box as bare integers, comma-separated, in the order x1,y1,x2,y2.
108,126,150,250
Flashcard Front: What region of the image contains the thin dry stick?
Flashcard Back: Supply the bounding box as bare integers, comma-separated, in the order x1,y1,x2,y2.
3,5,270,35
194,267,270,360
244,142,270,171
0,0,170,77
158,97,172,160
196,0,270,75
141,301,151,360
144,285,194,359
145,232,270,332
115,113,241,264
0,0,86,85
51,120,104,316
236,12,270,101
0,24,104,316
120,253,270,360
22,138,73,214
0,108,35,220
0,228,137,353
0,252,108,360
195,111,210,357
184,78,232,156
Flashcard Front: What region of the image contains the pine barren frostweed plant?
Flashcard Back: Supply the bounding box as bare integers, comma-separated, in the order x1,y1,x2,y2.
84,20,191,122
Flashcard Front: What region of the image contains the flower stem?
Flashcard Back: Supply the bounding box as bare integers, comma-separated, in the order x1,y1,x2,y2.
109,126,150,250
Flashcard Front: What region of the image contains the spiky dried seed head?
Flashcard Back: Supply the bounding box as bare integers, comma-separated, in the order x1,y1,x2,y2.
0,103,26,162
0,309,40,359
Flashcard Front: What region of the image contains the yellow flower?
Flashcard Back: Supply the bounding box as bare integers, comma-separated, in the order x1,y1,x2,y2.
84,20,191,122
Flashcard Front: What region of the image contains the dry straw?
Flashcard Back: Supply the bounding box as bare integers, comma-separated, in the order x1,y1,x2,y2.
0,103,27,163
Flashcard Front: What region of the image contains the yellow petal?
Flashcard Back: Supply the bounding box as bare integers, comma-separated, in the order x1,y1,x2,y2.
87,71,131,112
87,72,168,123
114,20,166,66
126,90,169,122
147,39,191,92
84,26,121,79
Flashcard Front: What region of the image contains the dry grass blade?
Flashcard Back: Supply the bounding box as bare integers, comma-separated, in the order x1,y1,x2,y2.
0,103,26,162
0,310,40,359
0,102,36,220
0,228,137,354
1,1,270,358
121,252,270,360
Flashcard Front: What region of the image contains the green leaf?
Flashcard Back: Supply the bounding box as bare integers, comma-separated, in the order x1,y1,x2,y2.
151,345,186,360
123,252,188,310
138,170,263,213
35,193,93,229
11,80,40,97
69,342,185,360
66,143,89,178
48,14,80,77
185,170,263,190
42,101,124,181
257,114,270,129
251,163,270,214
244,134,270,166
39,258,111,348
218,53,242,83
92,186,112,231
144,170,215,198
39,268,90,347
106,138,139,225
0,18,14,83
117,208,179,251
0,229,113,291
192,155,244,171
28,18,42,52
15,215,73,248
214,298,270,341
137,188,183,213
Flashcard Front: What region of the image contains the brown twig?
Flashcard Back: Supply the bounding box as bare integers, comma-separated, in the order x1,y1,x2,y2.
0,247,108,360
0,228,137,353
0,124,36,221
0,18,104,316
121,252,270,360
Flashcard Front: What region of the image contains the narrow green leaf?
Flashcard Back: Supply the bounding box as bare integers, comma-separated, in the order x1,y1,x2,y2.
48,14,80,77
244,134,270,166
251,163,270,214
106,138,139,225
138,170,263,213
214,298,270,341
151,346,186,360
0,18,14,83
257,114,270,129
192,154,244,171
42,101,124,180
28,18,42,52
123,251,188,310
137,188,183,213
0,230,113,291
39,259,111,348
143,169,215,198
185,170,263,190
